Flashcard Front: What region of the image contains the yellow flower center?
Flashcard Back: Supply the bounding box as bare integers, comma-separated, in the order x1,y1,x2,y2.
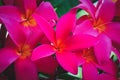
21,15,37,27
51,40,65,52
82,48,97,63
17,45,31,59
20,10,36,27
93,18,106,33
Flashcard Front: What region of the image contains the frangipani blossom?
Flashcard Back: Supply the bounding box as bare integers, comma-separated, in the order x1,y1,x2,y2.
0,19,38,80
0,0,58,47
0,0,58,79
76,47,118,80
74,32,118,79
0,19,58,80
31,9,97,74
75,0,120,63
0,39,37,80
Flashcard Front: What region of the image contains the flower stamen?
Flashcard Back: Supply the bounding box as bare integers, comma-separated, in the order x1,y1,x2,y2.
17,45,31,59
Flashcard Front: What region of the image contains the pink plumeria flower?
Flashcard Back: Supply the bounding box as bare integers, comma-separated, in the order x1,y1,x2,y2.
0,0,58,44
31,9,97,74
76,47,118,80
73,33,118,79
0,0,58,78
0,19,38,80
0,19,58,80
74,0,120,63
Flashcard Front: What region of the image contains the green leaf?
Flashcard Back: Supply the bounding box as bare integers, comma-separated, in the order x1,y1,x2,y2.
77,10,88,18
45,0,63,7
38,72,49,79
57,73,80,80
45,0,79,17
57,67,82,80
110,51,118,61
68,67,82,79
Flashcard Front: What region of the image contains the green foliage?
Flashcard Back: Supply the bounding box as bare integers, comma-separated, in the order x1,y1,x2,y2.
38,72,49,79
0,0,3,6
77,10,88,18
111,51,118,61
57,67,82,80
57,73,80,80
45,0,79,17
68,67,82,79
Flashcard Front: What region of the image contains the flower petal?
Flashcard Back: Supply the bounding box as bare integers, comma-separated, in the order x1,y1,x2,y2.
96,0,102,9
76,15,90,25
31,44,55,61
98,73,117,80
96,0,115,22
115,0,120,17
33,14,56,43
56,51,78,74
94,34,112,64
112,40,120,52
23,0,37,13
82,63,99,80
0,48,19,73
15,58,38,80
35,1,58,27
0,6,21,21
65,34,97,50
74,20,98,37
14,0,36,15
39,35,51,44
34,56,58,75
24,24,43,48
3,0,14,5
0,18,27,47
5,36,17,48
105,22,120,44
77,0,96,18
97,59,117,75
75,51,85,66
56,9,77,42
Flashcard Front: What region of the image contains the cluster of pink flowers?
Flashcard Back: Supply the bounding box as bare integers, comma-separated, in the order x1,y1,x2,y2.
0,0,120,80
